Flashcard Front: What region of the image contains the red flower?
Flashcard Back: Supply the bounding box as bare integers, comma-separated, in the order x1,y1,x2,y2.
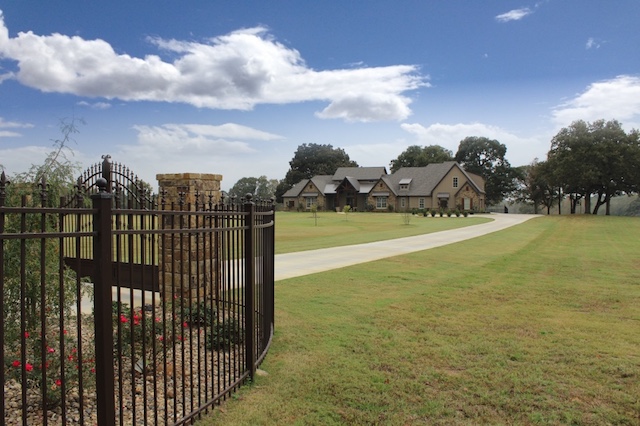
90,368,96,373
25,363,33,372
183,321,188,328
47,347,55,354
23,332,30,339
119,315,128,323
12,360,20,368
55,379,62,387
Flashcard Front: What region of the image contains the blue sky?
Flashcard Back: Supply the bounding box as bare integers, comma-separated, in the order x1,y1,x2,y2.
1,1,639,190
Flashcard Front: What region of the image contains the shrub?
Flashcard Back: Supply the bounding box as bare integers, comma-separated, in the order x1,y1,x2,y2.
5,322,96,409
206,318,244,351
455,209,461,217
430,209,436,217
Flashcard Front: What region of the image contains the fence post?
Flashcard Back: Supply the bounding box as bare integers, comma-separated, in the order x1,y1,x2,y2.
244,194,256,381
92,177,115,426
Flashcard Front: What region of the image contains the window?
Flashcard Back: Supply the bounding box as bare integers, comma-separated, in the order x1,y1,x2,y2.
376,196,388,209
306,197,316,209
453,177,458,188
419,198,425,209
400,198,406,208
400,184,409,190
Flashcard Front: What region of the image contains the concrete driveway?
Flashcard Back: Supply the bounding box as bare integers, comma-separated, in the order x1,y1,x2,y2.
275,213,539,281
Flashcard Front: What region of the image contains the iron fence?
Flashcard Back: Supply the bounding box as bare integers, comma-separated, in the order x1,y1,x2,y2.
0,159,275,425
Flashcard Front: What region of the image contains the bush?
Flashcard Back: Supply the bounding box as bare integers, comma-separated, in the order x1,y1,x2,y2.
430,209,437,217
455,209,461,217
206,318,244,351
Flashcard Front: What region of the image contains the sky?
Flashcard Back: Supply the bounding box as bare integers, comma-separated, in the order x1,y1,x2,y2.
1,1,639,191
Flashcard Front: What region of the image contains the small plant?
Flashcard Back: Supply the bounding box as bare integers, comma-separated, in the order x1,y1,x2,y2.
343,205,351,220
182,300,217,327
401,209,412,225
447,210,453,217
430,209,436,217
455,209,461,217
439,209,444,217
206,318,244,351
387,204,394,212
5,325,96,409
463,211,469,217
113,302,163,362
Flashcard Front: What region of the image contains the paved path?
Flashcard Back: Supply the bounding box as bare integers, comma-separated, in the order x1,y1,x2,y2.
274,213,539,281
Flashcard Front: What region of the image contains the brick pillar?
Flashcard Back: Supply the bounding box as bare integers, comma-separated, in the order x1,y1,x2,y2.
156,173,222,300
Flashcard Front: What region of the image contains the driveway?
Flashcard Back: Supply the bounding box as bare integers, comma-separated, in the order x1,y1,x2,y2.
275,213,539,281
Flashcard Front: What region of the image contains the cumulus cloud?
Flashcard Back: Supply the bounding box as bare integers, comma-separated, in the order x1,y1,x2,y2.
495,8,532,22
551,75,640,128
0,12,426,122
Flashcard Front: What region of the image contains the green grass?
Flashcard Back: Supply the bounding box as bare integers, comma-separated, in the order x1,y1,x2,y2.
199,215,640,425
274,211,490,254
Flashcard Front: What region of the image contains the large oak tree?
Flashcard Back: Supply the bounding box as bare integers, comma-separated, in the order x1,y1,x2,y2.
389,145,453,172
454,136,519,206
275,143,358,202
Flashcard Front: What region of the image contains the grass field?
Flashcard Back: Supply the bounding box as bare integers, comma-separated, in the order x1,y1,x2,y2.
199,215,640,425
274,211,491,254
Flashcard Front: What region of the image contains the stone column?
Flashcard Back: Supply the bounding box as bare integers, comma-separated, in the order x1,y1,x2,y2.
156,173,222,300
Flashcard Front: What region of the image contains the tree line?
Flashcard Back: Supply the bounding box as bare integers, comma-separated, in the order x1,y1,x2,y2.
230,118,640,215
517,119,640,215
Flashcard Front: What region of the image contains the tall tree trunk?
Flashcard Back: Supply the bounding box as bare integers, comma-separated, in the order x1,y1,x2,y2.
558,187,562,215
592,191,605,215
584,193,591,214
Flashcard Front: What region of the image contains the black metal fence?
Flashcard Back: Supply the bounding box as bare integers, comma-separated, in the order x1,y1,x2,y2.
0,158,275,425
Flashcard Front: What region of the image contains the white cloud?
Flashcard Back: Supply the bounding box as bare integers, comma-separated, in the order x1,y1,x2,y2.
0,117,33,137
77,101,111,109
495,8,532,22
585,37,603,50
552,75,640,128
0,12,426,122
0,117,33,129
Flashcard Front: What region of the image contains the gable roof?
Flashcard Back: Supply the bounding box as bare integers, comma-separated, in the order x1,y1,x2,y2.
282,179,310,198
386,162,485,196
332,167,387,181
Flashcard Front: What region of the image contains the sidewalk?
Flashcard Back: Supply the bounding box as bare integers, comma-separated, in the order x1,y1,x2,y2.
274,213,539,281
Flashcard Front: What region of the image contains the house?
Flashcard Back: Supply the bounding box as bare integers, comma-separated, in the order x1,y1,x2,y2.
282,167,387,211
282,162,485,212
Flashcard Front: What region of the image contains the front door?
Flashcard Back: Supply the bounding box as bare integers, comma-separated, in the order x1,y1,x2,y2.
463,197,471,210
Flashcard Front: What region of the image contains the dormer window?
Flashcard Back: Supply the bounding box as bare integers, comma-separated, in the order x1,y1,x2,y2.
399,178,412,190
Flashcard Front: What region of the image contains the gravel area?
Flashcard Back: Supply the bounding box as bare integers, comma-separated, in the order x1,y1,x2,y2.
4,315,242,425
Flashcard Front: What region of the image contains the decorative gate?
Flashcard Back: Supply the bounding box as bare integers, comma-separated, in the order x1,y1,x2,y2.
0,156,276,425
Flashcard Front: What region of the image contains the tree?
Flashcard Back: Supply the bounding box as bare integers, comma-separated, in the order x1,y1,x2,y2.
229,175,278,200
277,143,358,202
515,160,557,214
389,145,453,172
548,120,640,215
454,136,518,205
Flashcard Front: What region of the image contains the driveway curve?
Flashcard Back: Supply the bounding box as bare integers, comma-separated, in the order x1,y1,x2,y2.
275,213,539,281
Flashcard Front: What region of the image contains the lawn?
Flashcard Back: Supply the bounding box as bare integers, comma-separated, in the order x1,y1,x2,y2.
274,211,491,254
200,215,640,425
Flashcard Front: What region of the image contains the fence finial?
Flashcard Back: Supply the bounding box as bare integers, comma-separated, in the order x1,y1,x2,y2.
96,177,108,193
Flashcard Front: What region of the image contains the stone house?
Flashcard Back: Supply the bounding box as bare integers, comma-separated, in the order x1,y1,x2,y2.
282,162,485,212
